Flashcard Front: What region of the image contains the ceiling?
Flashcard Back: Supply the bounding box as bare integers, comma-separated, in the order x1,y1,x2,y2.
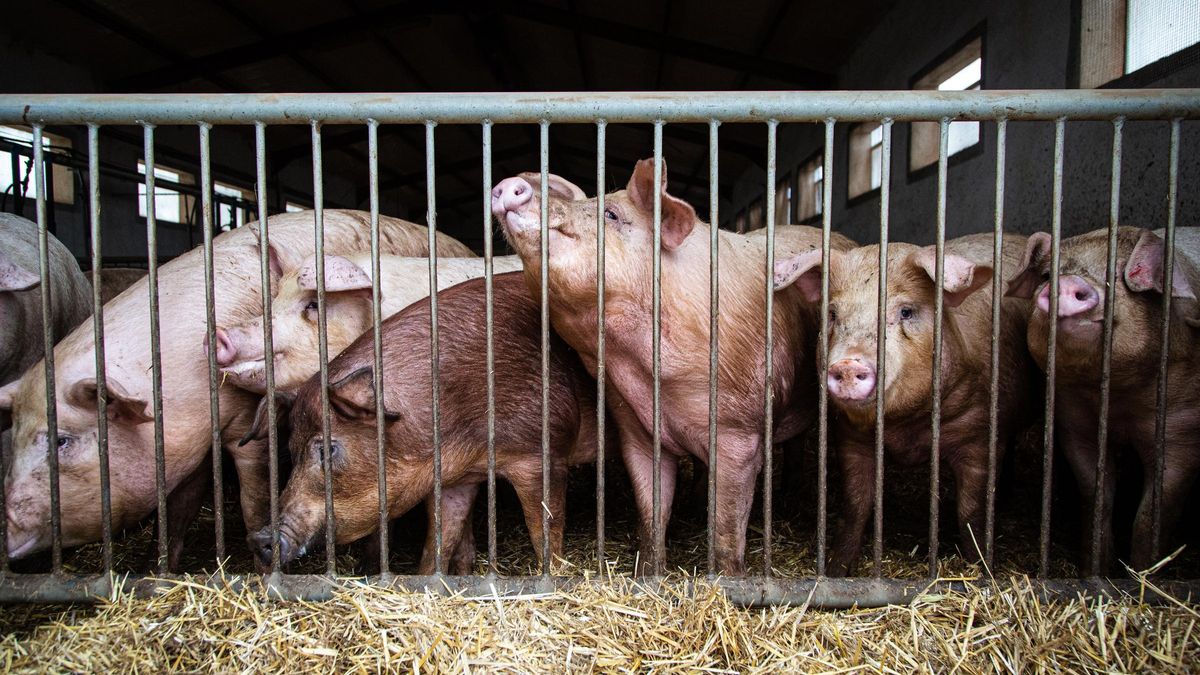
8,0,895,240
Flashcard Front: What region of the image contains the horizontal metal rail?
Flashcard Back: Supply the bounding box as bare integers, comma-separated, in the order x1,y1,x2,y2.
2,90,1199,125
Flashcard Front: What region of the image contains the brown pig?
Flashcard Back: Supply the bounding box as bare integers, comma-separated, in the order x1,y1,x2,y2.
774,233,1035,575
242,272,597,573
493,160,856,574
213,253,521,393
1005,226,1200,573
0,209,474,565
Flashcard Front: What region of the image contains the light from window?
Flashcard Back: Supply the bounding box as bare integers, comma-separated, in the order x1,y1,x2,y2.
794,155,824,221
0,126,75,205
137,161,193,223
285,201,306,213
911,38,982,171
214,182,252,231
1126,0,1200,72
849,123,884,199
774,174,791,226
869,125,884,190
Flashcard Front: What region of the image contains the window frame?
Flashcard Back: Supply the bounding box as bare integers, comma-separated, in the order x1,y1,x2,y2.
213,180,255,231
0,125,77,207
906,24,987,183
846,121,885,206
1072,0,1200,88
137,159,196,224
793,150,826,225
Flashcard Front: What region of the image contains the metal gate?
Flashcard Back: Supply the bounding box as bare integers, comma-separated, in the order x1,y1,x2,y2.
0,91,1198,607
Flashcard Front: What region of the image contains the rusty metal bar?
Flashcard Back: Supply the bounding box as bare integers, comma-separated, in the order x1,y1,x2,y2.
762,119,778,577
369,119,389,578
425,120,443,576
141,123,169,574
817,119,834,577
483,119,497,575
198,123,223,566
651,120,665,576
32,125,63,574
539,120,552,576
253,121,279,574
985,119,1007,567
596,119,608,571
1040,118,1066,578
929,117,949,576
1092,117,1123,574
873,119,893,578
311,120,336,577
1152,118,1181,560
88,124,114,575
706,119,720,578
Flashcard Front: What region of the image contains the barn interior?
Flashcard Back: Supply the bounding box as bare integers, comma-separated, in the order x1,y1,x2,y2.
1,0,1199,580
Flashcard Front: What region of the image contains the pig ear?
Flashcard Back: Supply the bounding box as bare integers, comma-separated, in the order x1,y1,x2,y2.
66,378,153,425
0,252,39,292
1004,232,1052,299
328,367,400,422
773,249,826,303
298,255,371,293
908,247,993,309
626,158,696,250
1124,229,1196,299
517,171,587,201
238,391,296,447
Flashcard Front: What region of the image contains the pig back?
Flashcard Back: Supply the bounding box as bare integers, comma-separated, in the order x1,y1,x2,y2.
85,268,147,306
0,213,91,386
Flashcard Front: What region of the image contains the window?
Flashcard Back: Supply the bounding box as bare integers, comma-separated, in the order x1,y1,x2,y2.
848,123,884,199
910,37,982,172
774,174,791,226
794,154,824,222
0,126,74,205
1080,0,1200,87
214,181,253,231
137,160,194,223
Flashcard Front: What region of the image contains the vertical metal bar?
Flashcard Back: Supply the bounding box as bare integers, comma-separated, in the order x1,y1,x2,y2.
87,124,113,575
763,119,778,577
1151,118,1181,561
425,120,443,575
985,119,1007,568
369,119,389,579
311,121,335,577
817,119,834,576
482,120,497,576
873,119,893,578
538,119,551,575
198,123,223,565
651,120,664,576
142,124,168,574
32,125,63,574
707,119,720,578
1092,117,1123,575
929,118,949,577
595,119,607,571
254,122,279,574
1040,118,1066,578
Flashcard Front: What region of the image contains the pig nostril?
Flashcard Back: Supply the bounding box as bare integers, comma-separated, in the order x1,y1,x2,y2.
1075,291,1086,301
856,372,867,381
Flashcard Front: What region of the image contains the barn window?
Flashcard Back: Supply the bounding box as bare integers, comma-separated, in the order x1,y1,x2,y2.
137,160,194,223
848,122,884,199
1079,0,1200,87
910,36,982,172
794,153,824,222
0,125,75,205
214,181,253,231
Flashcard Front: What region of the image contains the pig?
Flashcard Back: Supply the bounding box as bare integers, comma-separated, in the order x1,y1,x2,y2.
1005,226,1200,574
774,233,1035,575
1,213,92,390
85,268,147,306
492,160,856,574
213,253,522,393
0,209,475,566
242,272,597,573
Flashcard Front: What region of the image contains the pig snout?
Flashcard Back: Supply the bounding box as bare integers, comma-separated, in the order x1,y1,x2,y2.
210,327,239,367
491,177,538,232
1036,275,1100,319
827,358,877,402
248,527,299,566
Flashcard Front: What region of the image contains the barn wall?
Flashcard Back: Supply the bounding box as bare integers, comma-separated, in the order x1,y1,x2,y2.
729,0,1200,244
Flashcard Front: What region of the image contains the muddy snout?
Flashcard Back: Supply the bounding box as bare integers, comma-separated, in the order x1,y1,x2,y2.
491,177,539,232
1036,275,1100,319
827,358,877,402
248,525,313,567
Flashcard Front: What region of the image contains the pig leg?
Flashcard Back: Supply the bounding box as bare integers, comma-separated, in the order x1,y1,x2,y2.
1129,441,1200,572
507,459,569,572
711,434,764,576
416,483,481,575
622,440,679,575
828,441,875,577
165,459,212,572
1058,426,1116,576
227,438,272,536
948,446,989,565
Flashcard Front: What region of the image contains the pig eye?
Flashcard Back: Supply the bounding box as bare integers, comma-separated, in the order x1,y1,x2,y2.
827,307,838,323
305,300,319,312
899,306,915,321
603,207,618,222
56,434,72,451
311,438,344,470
